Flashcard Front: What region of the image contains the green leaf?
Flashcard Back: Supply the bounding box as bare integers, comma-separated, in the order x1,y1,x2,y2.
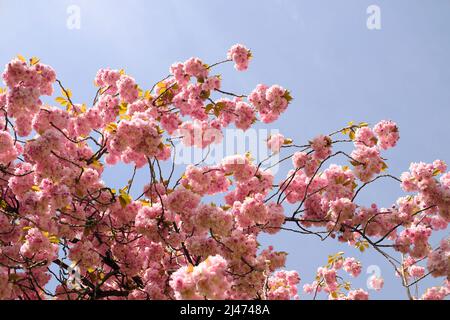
349,130,355,140
119,192,132,208
61,88,72,99
205,103,214,113
199,90,210,100
17,54,26,62
283,90,293,102
55,97,68,106
30,56,40,66
118,102,128,115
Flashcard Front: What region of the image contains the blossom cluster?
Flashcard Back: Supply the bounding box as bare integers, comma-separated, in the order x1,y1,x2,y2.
303,254,371,300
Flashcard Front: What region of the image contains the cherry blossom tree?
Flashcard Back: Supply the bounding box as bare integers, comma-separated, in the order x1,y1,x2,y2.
0,45,448,300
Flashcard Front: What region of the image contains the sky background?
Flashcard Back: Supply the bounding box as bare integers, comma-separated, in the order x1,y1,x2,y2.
0,0,449,299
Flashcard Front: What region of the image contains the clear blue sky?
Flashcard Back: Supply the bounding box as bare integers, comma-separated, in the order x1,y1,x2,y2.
1,0,449,299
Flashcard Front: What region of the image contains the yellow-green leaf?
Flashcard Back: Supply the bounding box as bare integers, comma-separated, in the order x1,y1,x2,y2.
118,102,128,115
48,235,60,244
283,90,293,103
17,54,26,62
30,56,40,66
105,122,118,133
205,103,214,113
61,88,72,99
55,97,68,106
91,159,103,169
144,90,152,101
139,199,151,207
0,200,7,209
433,169,441,176
349,130,355,140
119,192,132,208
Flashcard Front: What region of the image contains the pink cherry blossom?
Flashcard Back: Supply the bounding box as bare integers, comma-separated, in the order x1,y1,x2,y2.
368,275,384,291
227,44,251,71
373,120,400,150
0,131,18,165
267,133,285,153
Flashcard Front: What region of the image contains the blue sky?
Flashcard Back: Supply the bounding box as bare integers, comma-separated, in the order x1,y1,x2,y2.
1,0,449,299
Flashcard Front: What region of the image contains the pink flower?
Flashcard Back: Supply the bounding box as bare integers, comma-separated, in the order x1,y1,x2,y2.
95,68,121,94
267,133,285,153
69,239,101,272
234,101,256,131
311,135,332,160
354,126,377,148
264,202,286,234
427,238,449,278
421,286,449,300
343,257,362,277
181,165,230,196
0,131,18,164
19,228,58,264
177,120,223,148
117,75,139,103
170,255,231,300
166,187,201,215
233,194,269,228
347,289,369,300
160,112,181,134
409,265,425,278
0,267,13,299
267,270,300,300
184,57,208,80
202,75,221,91
227,44,251,71
292,151,308,169
373,120,399,150
248,84,291,124
368,275,384,291
351,146,385,182
395,225,432,259
192,204,233,237
221,154,257,182
3,58,55,95
170,62,190,86
107,113,163,166
329,198,357,225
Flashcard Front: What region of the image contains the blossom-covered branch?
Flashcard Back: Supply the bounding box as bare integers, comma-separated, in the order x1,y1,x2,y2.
0,46,448,300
